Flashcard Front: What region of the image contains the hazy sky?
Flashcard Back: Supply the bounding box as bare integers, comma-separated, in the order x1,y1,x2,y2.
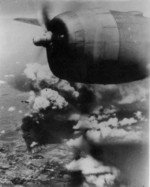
0,0,150,17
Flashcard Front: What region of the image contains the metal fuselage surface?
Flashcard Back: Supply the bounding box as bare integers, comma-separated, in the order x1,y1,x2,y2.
46,8,150,84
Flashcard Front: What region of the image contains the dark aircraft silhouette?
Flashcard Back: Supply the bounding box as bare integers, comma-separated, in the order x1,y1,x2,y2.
15,7,150,84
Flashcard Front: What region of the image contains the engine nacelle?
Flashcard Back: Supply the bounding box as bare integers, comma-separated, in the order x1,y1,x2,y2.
46,9,150,84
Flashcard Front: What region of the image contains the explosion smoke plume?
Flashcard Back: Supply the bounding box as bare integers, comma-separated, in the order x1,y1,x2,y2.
17,62,149,187
21,63,95,149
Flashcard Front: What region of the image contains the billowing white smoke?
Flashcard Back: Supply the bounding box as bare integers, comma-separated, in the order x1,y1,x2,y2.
21,63,83,150
73,117,119,130
134,110,147,121
66,155,120,187
119,117,137,126
89,79,149,105
66,103,148,186
19,62,148,187
68,105,146,147
28,88,68,112
56,80,79,98
23,63,59,95
118,82,149,104
23,63,81,114
24,63,79,98
68,117,143,148
24,63,59,85
86,128,142,144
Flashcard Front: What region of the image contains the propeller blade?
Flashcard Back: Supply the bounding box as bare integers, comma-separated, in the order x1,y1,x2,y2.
38,1,79,31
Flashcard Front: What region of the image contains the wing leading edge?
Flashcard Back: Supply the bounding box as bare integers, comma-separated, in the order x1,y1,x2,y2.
14,18,40,26
14,10,143,27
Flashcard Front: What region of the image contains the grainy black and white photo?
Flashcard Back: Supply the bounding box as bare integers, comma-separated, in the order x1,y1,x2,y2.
0,0,149,186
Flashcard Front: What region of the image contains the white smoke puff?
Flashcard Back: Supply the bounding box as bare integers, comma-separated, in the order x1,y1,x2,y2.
118,81,148,104
103,105,117,115
119,117,137,126
66,136,84,148
89,116,97,123
8,106,16,112
73,114,143,144
97,114,109,121
66,156,120,183
30,141,38,148
24,113,33,117
74,117,118,130
86,130,101,144
92,106,103,115
86,127,143,144
97,117,118,128
18,110,23,114
41,89,68,109
135,111,142,119
24,63,59,84
24,63,80,101
86,173,117,187
32,88,68,111
86,128,114,144
66,155,101,174
56,80,79,98
103,128,129,142
119,94,137,104
73,116,98,130
92,84,118,101
69,113,80,121
123,130,142,142
33,96,50,111
93,106,117,121
134,111,147,121
28,91,36,103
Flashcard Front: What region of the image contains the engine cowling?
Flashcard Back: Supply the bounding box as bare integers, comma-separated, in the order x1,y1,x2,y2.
46,9,150,84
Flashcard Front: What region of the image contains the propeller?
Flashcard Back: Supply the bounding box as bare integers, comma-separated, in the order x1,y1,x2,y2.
33,2,53,47
39,2,51,32
33,1,83,47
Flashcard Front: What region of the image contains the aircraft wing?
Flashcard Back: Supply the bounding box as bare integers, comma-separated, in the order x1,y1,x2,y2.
14,18,40,26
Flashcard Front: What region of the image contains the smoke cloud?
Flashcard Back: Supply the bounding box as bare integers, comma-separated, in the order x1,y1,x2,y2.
20,63,95,149
66,84,148,187
66,155,120,187
89,79,149,106
11,62,148,187
30,88,68,111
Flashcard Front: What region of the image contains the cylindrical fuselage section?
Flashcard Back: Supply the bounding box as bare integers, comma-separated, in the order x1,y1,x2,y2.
46,9,150,84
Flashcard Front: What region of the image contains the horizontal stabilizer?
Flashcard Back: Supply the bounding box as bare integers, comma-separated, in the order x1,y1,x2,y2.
14,18,40,26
